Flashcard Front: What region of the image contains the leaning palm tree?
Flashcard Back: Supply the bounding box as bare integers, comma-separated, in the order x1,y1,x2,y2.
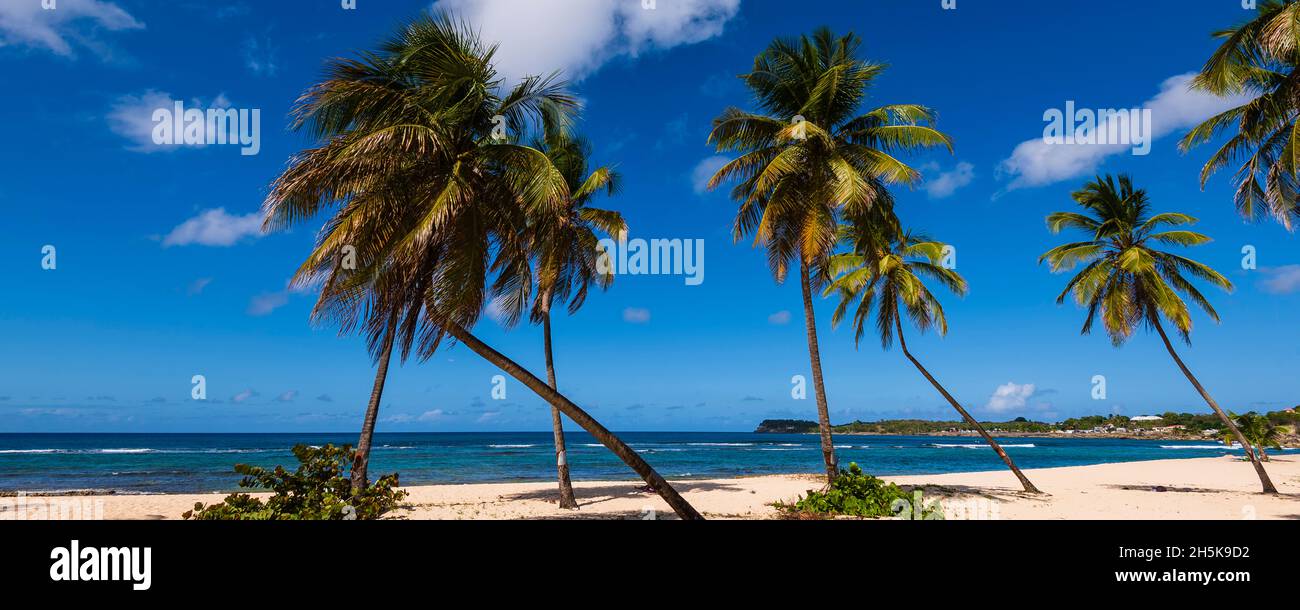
1221,412,1283,462
1040,174,1277,494
827,220,1042,493
706,28,952,483
497,124,626,509
263,12,702,519
1181,0,1300,229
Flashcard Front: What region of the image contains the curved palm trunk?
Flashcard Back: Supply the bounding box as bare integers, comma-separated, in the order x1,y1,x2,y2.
443,323,704,520
351,311,399,491
799,260,838,484
542,309,579,509
1153,320,1277,494
894,317,1041,494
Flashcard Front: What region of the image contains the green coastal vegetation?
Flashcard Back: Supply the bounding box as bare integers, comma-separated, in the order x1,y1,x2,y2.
757,407,1300,438
183,3,1300,519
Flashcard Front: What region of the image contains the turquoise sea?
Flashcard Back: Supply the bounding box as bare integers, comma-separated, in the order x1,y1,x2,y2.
0,432,1278,494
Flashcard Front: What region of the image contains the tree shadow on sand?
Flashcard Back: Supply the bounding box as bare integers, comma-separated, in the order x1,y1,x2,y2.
907,483,1045,503
500,480,744,509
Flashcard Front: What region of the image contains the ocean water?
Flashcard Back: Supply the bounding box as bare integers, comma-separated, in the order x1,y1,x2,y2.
0,432,1277,494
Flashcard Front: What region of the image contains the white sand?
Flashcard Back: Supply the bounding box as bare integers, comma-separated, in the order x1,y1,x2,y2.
5,455,1297,520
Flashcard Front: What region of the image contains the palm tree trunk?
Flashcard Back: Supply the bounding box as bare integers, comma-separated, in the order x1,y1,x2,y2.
1153,320,1277,494
542,306,579,510
799,260,838,484
894,317,1041,494
442,323,704,520
351,311,399,492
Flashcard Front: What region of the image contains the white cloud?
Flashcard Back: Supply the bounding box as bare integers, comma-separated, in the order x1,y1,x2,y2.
0,0,142,57
275,391,297,403
247,291,289,317
106,90,231,152
691,155,731,194
431,0,740,83
1260,265,1300,294
418,409,444,422
999,73,1252,190
623,307,651,324
985,382,1035,413
231,389,258,404
476,411,501,424
163,208,263,247
923,161,975,199
767,310,791,325
187,277,213,296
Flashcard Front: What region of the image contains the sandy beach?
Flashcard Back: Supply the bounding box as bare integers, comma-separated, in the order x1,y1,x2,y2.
5,455,1297,520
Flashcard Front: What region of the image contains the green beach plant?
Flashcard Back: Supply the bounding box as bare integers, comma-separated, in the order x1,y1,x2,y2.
182,444,408,520
1181,0,1300,229
261,12,702,519
827,222,1042,493
775,463,922,519
706,27,952,483
1040,174,1277,493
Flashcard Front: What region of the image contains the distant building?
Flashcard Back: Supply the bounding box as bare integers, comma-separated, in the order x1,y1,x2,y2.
1131,415,1163,422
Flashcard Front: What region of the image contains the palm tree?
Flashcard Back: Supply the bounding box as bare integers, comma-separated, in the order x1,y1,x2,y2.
706,28,952,483
827,221,1042,493
1180,0,1300,229
503,124,626,509
1040,174,1277,494
1221,412,1283,462
263,13,702,519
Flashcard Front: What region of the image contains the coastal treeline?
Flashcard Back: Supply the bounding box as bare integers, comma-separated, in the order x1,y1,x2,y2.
758,408,1299,439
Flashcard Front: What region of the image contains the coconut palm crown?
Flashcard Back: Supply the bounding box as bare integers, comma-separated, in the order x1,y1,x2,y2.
1039,175,1233,346
1181,0,1300,229
707,27,952,284
827,225,964,349
827,220,1042,493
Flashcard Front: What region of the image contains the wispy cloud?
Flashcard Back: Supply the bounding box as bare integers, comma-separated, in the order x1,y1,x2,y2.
692,155,730,194
163,208,263,247
623,307,651,324
922,161,975,199
0,0,143,58
767,310,792,325
1260,265,1300,295
247,291,289,317
242,34,278,76
187,277,213,296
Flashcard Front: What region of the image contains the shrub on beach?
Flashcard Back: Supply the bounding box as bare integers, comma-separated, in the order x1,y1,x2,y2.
182,444,407,520
775,463,927,519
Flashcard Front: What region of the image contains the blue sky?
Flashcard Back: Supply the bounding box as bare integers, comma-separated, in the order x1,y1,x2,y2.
1,0,1296,433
